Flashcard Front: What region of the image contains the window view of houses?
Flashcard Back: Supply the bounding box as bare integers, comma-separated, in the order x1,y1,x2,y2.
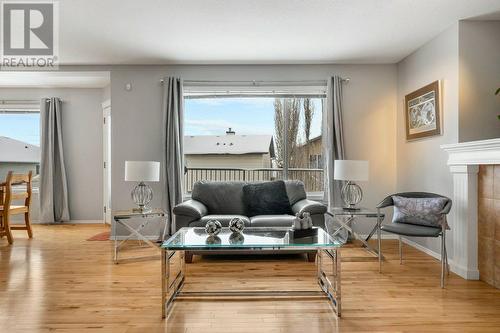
0,112,41,185
184,97,324,193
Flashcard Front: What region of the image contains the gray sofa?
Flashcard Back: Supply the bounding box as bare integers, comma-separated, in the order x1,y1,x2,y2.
173,180,327,262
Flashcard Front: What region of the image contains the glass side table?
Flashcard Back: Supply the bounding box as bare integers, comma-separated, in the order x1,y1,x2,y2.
326,207,385,261
112,208,168,263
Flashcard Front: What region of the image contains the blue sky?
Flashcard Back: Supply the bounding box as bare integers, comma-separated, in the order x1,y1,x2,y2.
0,98,322,147
0,114,40,146
185,97,323,142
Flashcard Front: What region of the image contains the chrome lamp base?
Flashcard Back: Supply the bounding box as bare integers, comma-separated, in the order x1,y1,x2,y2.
341,181,363,211
131,181,153,213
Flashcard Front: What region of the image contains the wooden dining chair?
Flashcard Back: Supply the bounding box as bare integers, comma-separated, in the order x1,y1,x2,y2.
0,171,33,244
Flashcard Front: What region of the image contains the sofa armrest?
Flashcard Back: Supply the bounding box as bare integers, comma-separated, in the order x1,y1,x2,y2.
173,199,208,219
291,199,327,216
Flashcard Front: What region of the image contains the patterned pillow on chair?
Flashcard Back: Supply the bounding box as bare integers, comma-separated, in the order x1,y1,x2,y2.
392,196,448,228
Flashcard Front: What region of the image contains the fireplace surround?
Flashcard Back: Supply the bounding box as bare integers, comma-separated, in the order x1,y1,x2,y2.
441,138,500,281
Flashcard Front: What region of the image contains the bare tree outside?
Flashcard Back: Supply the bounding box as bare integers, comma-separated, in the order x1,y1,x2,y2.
273,98,301,168
303,98,315,144
301,98,315,168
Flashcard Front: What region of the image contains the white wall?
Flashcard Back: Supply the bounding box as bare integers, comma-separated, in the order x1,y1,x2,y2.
0,88,104,221
458,20,500,142
110,64,397,234
396,24,459,254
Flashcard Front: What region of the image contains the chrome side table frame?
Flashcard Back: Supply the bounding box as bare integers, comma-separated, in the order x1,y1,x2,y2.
112,209,168,263
161,246,342,321
327,208,385,260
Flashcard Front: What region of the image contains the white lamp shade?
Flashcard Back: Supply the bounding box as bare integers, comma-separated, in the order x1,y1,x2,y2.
334,160,369,181
125,161,160,182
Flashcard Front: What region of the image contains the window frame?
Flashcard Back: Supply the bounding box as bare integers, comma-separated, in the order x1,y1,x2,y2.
182,83,326,199
0,102,41,191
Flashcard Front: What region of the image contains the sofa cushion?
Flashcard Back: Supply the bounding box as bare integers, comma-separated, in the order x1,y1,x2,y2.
191,181,246,215
189,215,251,227
243,180,293,217
250,215,295,227
284,180,307,205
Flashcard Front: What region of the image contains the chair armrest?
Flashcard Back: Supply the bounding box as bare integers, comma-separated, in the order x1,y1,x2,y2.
291,199,327,216
376,195,394,209
173,199,208,219
439,200,452,215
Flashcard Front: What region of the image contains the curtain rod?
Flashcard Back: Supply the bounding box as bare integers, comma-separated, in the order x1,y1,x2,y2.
159,78,350,84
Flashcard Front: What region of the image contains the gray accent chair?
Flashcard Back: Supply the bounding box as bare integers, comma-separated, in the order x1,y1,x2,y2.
376,192,452,288
173,180,327,262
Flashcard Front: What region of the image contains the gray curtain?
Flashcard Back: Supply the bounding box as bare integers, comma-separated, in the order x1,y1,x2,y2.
162,77,184,235
323,76,346,208
40,97,70,223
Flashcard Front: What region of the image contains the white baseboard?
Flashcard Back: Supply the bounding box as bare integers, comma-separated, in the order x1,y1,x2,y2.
358,233,398,240
401,237,443,261
110,235,159,241
399,237,478,278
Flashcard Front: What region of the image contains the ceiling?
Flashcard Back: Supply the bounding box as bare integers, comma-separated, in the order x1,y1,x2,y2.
57,0,500,65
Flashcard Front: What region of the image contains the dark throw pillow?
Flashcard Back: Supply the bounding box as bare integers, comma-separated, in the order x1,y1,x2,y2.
243,181,293,217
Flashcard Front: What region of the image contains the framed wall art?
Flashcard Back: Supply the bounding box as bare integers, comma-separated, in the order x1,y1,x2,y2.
405,80,441,140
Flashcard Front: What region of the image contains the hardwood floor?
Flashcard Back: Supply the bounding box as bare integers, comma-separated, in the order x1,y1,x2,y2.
1,224,500,333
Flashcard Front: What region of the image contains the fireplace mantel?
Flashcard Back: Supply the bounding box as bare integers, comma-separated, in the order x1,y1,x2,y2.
442,138,500,165
441,138,500,280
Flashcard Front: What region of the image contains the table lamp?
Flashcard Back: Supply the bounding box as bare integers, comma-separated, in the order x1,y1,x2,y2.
334,160,369,211
125,161,160,212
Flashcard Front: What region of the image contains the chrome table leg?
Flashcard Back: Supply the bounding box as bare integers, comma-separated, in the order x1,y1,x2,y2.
161,249,167,318
317,248,341,317
377,208,382,273
113,217,118,263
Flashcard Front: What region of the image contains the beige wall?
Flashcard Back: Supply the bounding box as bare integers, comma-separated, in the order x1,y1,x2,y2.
0,88,105,221
396,23,459,254
17,64,396,235
108,64,397,235
458,20,500,142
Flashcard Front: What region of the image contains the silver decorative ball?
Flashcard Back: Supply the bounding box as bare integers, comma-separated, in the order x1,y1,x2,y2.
229,232,245,245
206,235,221,245
229,218,245,234
205,220,222,236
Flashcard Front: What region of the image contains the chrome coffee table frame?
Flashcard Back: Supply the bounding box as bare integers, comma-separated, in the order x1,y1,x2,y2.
161,228,342,321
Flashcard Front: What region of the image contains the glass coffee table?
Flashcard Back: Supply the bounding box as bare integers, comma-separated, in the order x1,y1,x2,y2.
160,227,343,320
